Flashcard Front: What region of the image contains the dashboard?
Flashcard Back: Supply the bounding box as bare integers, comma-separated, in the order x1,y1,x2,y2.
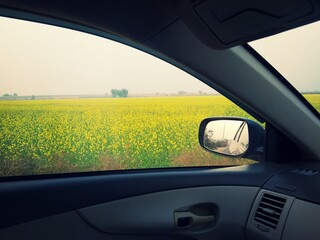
247,163,320,240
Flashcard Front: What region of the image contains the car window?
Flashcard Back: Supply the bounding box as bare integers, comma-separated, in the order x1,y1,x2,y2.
250,21,320,113
0,17,257,177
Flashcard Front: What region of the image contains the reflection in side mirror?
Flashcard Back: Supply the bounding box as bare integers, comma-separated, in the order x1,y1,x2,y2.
203,120,249,156
199,117,265,161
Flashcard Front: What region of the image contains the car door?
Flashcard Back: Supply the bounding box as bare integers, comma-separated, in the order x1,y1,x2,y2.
0,3,319,240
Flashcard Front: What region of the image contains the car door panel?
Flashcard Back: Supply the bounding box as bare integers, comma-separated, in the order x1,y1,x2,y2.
79,186,259,239
0,186,258,240
0,211,189,240
0,163,291,230
0,163,294,240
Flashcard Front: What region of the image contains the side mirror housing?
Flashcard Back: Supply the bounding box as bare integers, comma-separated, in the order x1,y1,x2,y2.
199,117,265,161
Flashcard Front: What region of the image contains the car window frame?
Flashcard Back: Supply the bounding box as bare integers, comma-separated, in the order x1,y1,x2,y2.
0,10,265,178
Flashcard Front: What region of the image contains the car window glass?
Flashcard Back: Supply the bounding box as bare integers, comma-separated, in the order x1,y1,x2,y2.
250,21,320,113
0,17,257,177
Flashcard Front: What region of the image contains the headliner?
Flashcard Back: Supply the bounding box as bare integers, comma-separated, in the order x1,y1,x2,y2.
0,0,178,43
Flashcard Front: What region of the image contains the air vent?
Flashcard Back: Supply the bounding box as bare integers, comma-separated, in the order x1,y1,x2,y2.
291,168,319,176
254,193,286,229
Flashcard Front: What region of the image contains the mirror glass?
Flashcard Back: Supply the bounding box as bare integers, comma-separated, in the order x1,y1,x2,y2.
203,120,249,156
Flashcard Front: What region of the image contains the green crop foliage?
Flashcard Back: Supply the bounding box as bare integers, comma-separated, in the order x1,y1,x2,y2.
0,95,319,176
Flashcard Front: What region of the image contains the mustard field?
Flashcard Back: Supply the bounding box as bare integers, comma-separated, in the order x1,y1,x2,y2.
304,94,320,111
0,95,319,176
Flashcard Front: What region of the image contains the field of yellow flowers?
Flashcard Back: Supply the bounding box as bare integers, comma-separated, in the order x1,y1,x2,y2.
0,95,319,176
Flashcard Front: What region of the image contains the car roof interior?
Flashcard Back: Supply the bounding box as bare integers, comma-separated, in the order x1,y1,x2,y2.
0,0,320,49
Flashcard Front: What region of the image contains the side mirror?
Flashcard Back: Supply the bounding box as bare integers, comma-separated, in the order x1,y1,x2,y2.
199,117,265,161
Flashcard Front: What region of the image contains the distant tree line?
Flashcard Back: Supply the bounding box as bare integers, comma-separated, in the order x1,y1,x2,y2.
111,89,128,98
3,93,18,97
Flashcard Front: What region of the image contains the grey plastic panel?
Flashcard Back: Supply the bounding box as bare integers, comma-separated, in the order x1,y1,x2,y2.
0,211,188,240
282,199,320,240
79,186,259,240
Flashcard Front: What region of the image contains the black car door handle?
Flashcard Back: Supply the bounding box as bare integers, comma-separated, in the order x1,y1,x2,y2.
174,211,215,229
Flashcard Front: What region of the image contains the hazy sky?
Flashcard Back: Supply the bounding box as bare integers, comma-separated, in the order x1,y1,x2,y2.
0,17,319,96
0,17,215,96
250,21,320,92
